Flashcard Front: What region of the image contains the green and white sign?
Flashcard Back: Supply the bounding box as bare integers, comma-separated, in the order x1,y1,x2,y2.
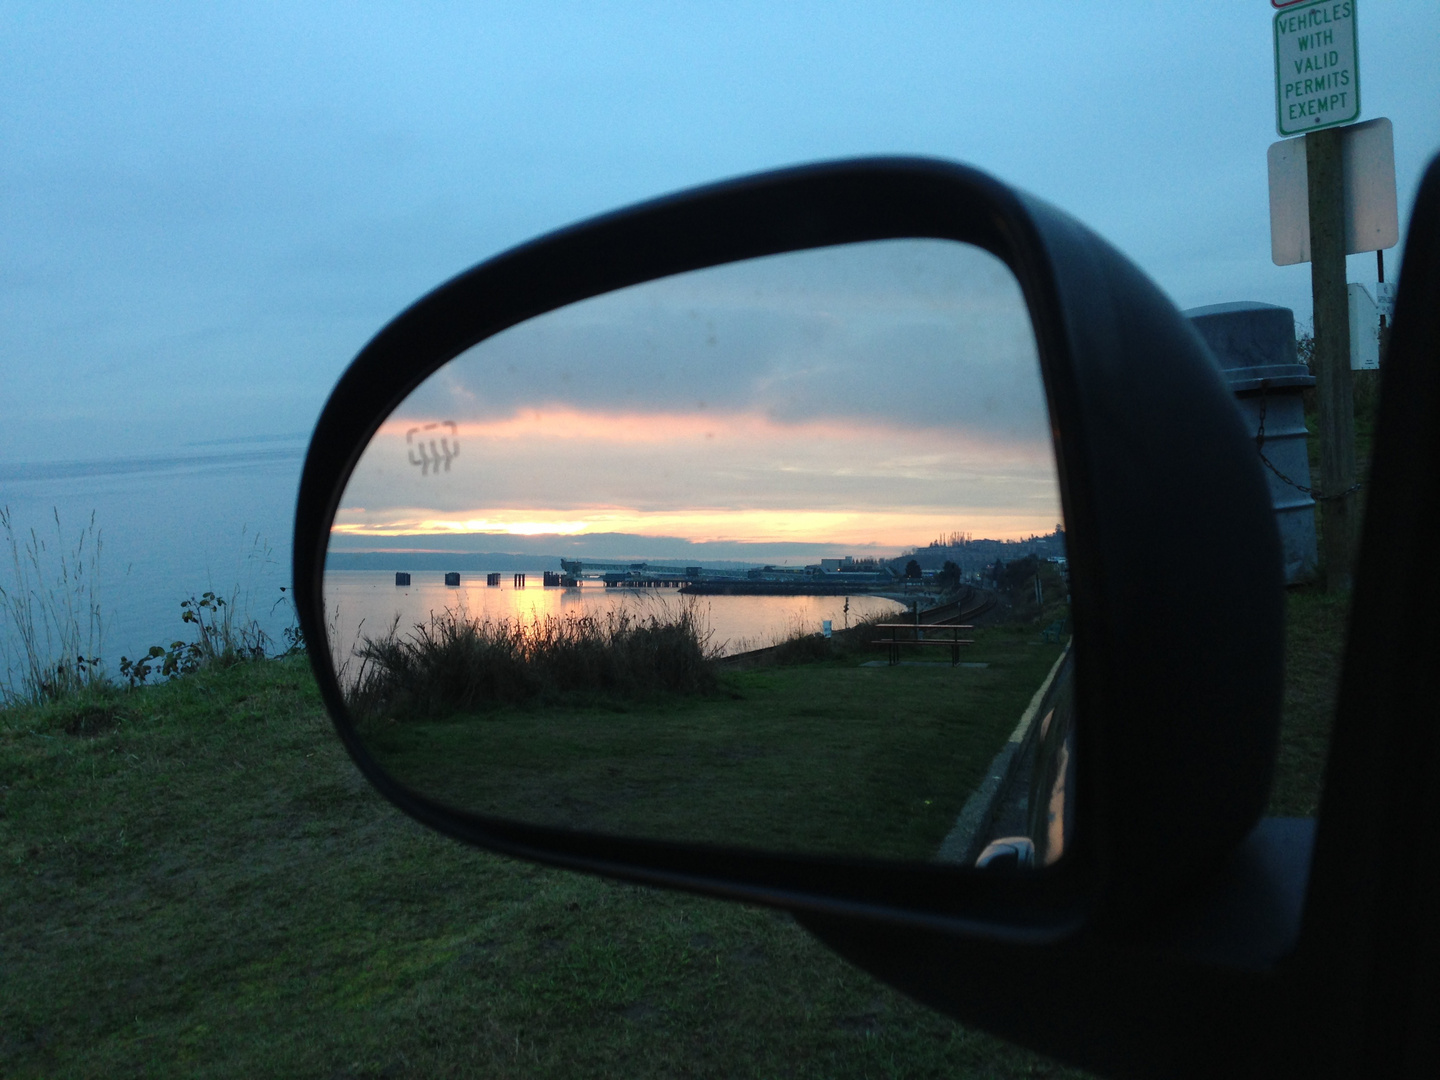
1274,0,1360,137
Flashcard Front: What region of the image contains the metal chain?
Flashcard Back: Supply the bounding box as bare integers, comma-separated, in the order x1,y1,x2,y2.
1254,392,1362,503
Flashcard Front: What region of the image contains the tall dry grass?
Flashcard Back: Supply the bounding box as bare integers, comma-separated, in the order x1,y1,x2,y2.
0,507,106,705
345,602,717,720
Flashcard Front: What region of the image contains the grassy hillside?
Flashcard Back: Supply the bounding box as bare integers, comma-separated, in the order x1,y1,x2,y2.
1,653,1084,1079
1,579,1341,1079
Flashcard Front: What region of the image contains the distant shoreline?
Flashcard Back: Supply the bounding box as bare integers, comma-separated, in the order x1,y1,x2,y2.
682,582,905,597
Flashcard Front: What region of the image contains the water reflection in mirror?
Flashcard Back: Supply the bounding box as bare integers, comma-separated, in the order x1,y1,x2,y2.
324,239,1071,864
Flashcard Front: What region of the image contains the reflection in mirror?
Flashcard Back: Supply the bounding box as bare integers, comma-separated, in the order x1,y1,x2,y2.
324,239,1071,866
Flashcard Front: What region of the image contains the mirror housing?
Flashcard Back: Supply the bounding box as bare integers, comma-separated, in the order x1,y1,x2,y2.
803,151,1440,1080
295,157,1282,935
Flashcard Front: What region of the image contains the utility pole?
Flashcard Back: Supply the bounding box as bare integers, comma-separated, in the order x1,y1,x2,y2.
1305,128,1357,593
1270,1,1387,593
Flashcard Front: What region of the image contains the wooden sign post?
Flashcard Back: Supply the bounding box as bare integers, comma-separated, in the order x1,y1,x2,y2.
1304,128,1358,592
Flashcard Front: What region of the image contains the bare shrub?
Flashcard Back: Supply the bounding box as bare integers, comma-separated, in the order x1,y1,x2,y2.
346,602,717,720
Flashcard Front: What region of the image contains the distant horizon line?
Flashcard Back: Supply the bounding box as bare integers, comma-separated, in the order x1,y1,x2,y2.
0,446,306,483
327,527,1065,566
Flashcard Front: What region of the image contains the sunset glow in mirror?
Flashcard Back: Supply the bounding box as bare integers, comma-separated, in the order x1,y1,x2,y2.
330,239,1058,564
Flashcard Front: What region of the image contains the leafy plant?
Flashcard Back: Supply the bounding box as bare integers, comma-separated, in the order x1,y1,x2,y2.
1296,329,1315,373
281,623,305,656
118,590,274,687
117,640,204,687
274,585,305,656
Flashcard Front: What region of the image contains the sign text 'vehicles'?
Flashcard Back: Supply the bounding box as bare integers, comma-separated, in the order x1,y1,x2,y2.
1273,1,1360,137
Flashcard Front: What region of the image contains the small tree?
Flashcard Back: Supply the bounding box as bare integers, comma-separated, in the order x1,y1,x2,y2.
937,560,961,591
1000,554,1041,594
1296,330,1315,374
904,559,922,580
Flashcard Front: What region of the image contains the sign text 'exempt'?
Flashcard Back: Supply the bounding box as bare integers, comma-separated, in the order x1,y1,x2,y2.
1274,0,1360,137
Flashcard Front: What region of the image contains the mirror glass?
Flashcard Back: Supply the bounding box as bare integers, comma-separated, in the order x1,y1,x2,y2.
324,239,1072,865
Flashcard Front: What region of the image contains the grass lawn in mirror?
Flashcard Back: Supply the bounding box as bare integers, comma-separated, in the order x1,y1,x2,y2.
357,625,1066,861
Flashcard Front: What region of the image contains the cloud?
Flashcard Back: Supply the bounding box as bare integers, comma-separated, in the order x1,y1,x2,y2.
333,238,1061,551
404,238,1047,437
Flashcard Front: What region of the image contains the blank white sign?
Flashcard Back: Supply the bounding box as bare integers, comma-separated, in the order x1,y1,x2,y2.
1268,117,1398,266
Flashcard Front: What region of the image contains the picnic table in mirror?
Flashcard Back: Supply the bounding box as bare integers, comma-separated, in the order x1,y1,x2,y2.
323,238,1072,866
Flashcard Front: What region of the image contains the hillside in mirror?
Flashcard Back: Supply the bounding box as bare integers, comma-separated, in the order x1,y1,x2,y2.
323,239,1072,865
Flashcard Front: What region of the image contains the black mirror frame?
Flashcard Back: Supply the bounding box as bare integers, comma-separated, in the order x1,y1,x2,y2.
802,151,1440,1080
294,157,1282,940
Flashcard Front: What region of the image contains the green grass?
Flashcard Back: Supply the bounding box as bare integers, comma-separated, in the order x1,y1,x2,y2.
364,627,1063,861
1,653,1086,1078
1268,584,1351,816
2,580,1340,1078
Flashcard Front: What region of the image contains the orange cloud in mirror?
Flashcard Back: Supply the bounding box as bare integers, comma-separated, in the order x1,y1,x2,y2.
333,404,1061,551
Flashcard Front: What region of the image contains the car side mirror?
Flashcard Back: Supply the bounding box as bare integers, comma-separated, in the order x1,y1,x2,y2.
295,158,1283,943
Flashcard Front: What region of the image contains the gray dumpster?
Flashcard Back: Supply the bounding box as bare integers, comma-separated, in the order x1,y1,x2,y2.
1186,301,1317,584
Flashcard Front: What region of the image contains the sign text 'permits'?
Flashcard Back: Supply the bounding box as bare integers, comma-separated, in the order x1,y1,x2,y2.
1274,0,1359,137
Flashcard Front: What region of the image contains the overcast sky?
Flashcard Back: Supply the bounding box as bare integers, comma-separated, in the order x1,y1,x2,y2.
333,240,1059,558
3,1,1437,466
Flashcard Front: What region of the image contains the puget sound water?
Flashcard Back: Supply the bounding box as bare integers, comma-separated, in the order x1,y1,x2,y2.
322,571,905,670
1,443,304,686
1,445,905,690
